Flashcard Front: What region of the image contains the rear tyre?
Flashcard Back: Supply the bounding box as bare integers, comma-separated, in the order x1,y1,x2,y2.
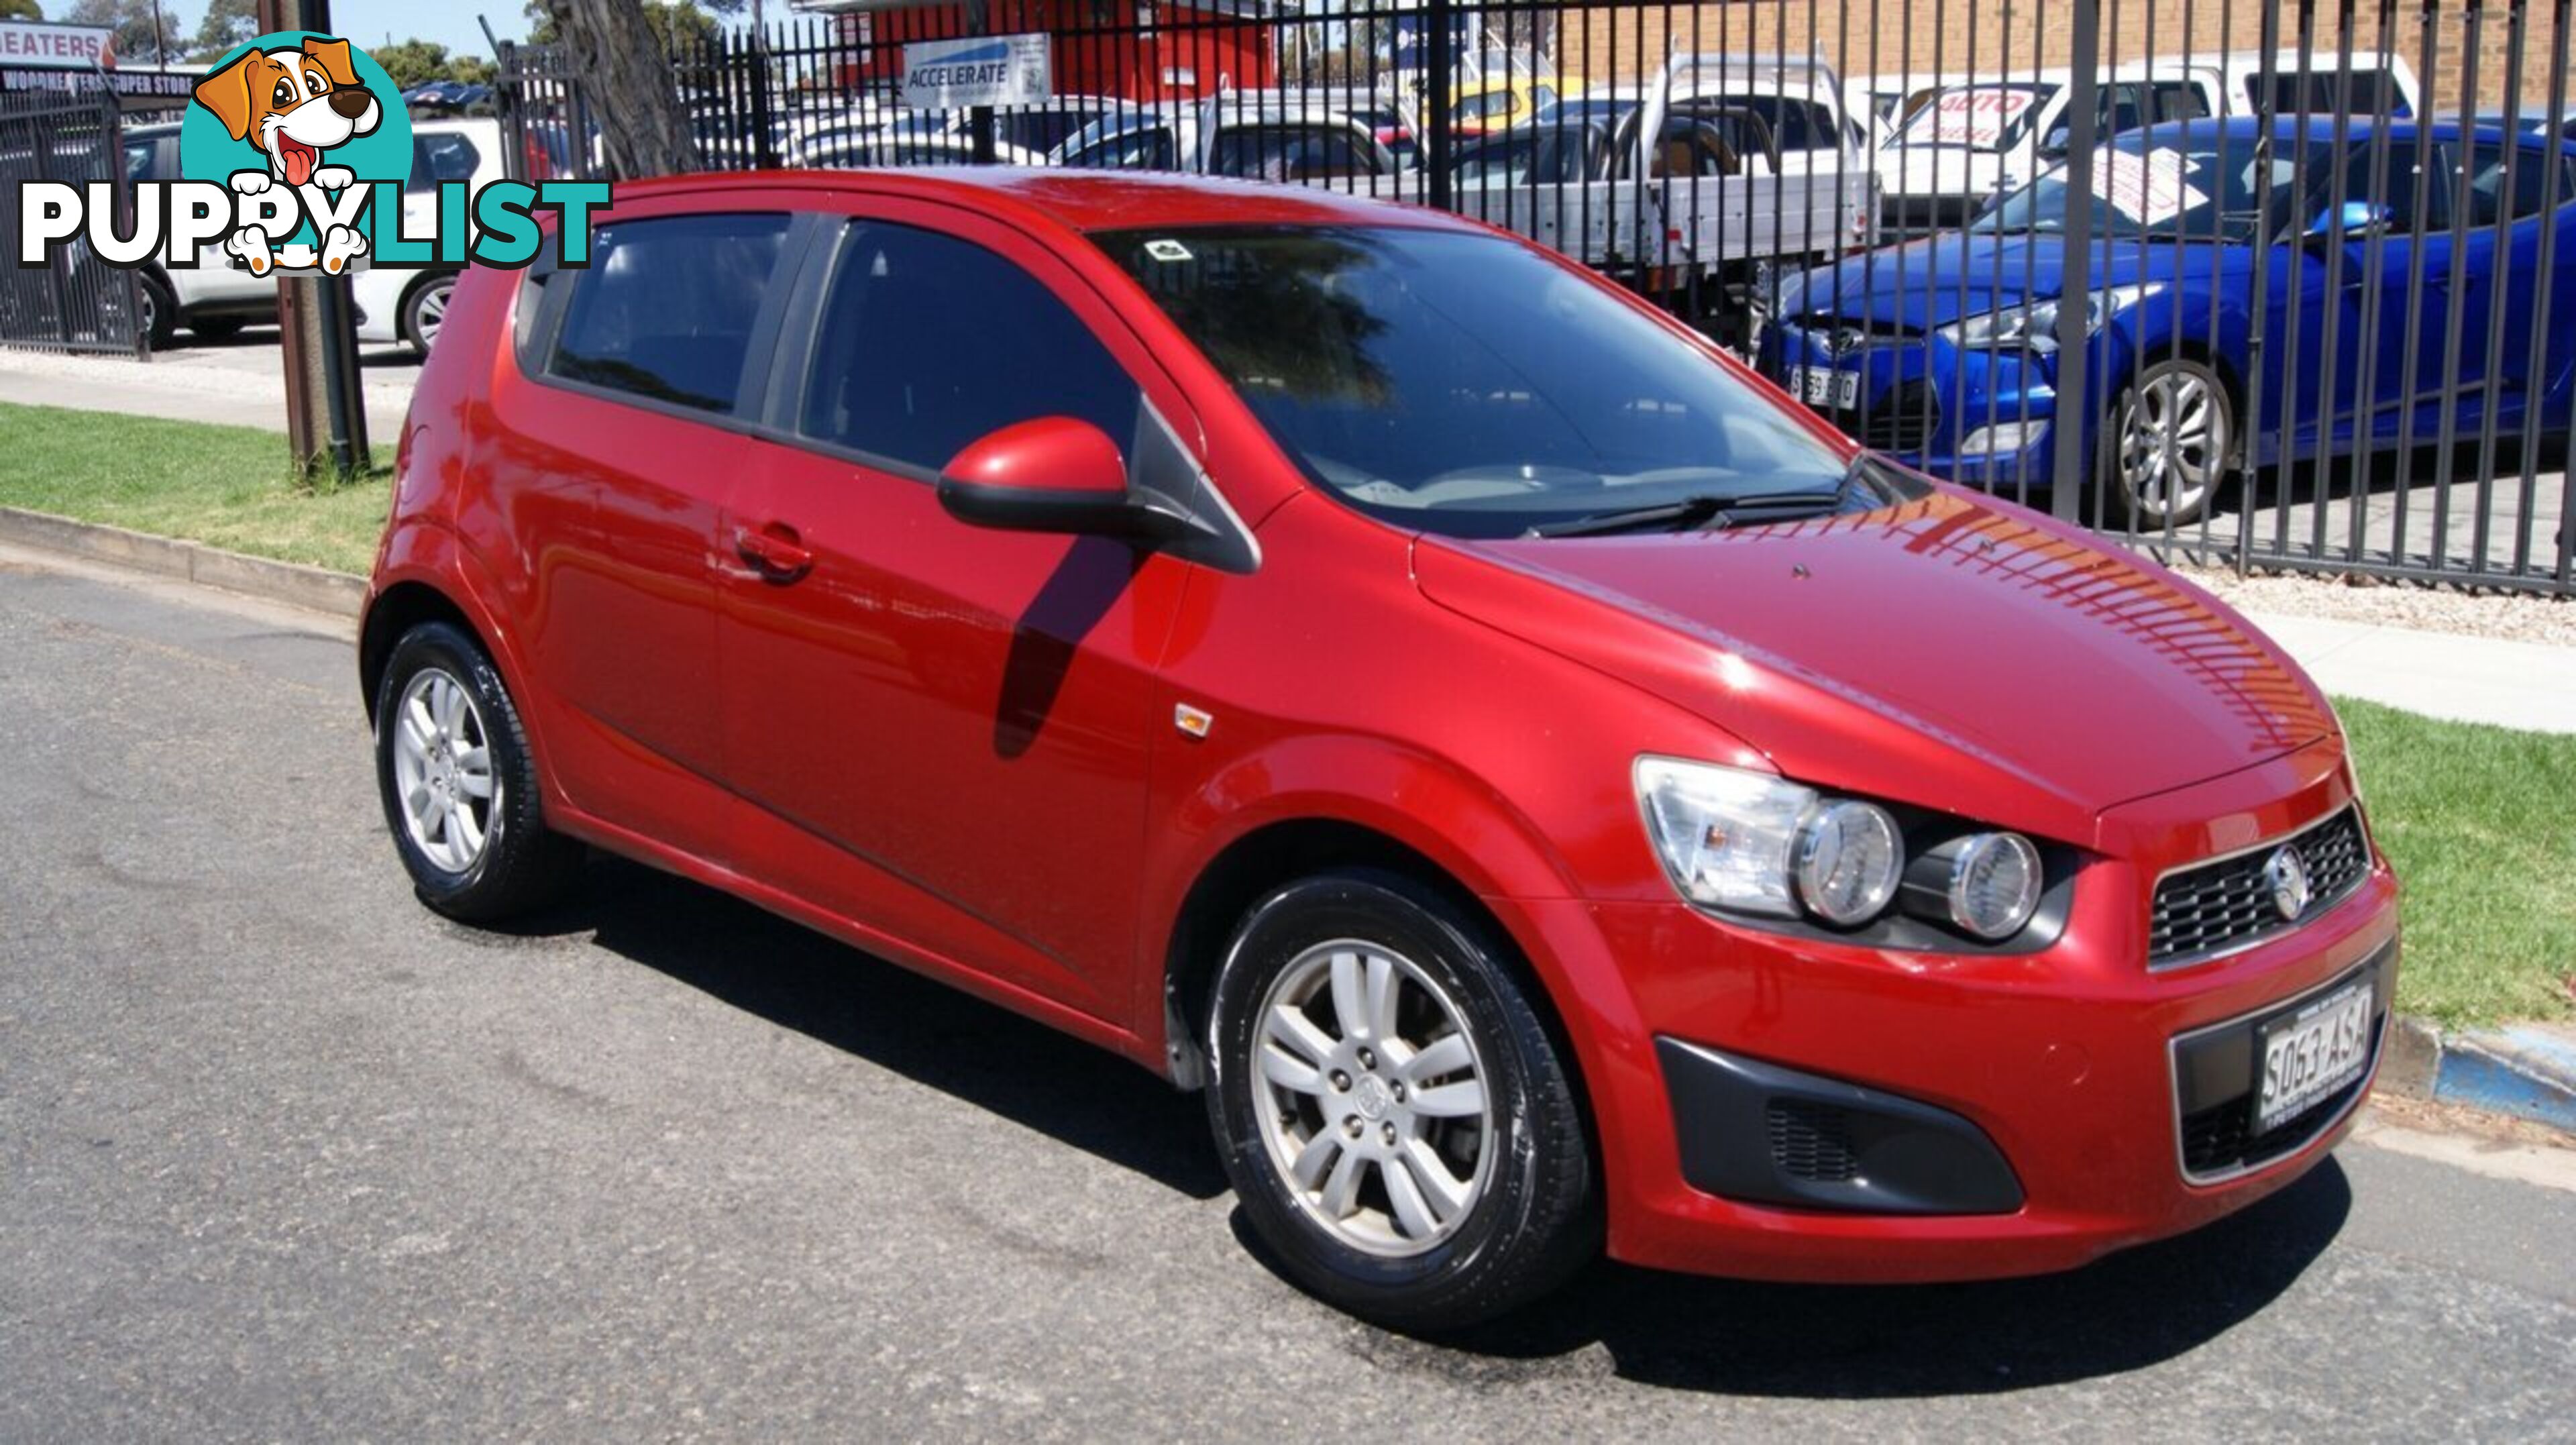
1205,869,1597,1332
372,621,583,922
2102,356,2232,530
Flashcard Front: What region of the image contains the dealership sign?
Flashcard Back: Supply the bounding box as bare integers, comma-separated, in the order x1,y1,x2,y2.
900,34,1051,109
0,21,116,68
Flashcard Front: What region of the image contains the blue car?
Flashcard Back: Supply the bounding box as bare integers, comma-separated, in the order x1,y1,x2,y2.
1760,117,2576,526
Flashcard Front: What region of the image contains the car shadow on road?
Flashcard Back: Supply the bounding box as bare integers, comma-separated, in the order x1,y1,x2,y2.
499,856,2350,1395
493,854,1231,1202
1284,1152,2354,1397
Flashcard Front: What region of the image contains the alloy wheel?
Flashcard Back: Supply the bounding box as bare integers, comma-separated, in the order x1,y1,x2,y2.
2118,365,2226,523
1248,939,1495,1258
390,667,497,873
411,278,451,351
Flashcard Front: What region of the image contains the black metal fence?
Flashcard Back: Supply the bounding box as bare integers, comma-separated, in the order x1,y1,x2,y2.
0,87,143,358
497,0,2576,595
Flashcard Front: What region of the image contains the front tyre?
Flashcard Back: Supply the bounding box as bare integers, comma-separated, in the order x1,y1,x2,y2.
2103,356,2232,530
372,621,583,921
1206,870,1596,1332
138,269,176,351
401,272,456,356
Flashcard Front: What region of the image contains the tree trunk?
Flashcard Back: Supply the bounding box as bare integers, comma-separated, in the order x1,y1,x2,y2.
541,0,698,178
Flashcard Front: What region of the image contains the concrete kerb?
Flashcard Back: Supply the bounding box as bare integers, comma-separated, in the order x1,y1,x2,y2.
3,501,2569,1138
0,506,364,618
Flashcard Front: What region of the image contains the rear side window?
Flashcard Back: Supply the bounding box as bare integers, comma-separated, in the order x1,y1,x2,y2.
2251,68,2406,117
2455,142,2576,224
547,213,790,416
407,131,482,194
797,222,1140,472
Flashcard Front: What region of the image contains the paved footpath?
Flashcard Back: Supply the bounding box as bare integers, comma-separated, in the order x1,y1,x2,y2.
0,335,415,441
2244,611,2576,735
3,543,2573,1440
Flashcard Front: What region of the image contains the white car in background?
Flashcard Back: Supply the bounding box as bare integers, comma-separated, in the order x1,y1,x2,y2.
352,118,508,356
121,121,276,347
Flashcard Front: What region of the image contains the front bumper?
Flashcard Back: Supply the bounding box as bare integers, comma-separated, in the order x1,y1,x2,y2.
1523,747,2400,1285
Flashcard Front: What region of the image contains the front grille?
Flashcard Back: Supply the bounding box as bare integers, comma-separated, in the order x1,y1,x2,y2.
1810,380,1939,454
1795,316,1921,347
2149,808,2370,966
1766,1099,1861,1183
2179,1052,2376,1177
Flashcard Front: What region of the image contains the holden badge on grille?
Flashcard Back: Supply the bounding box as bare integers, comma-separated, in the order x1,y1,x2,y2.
2264,847,2312,922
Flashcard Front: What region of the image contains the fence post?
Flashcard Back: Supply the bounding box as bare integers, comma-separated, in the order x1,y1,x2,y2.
1424,0,1454,211
27,97,76,347
750,23,781,168
2047,0,2101,523
965,0,996,164
494,40,531,182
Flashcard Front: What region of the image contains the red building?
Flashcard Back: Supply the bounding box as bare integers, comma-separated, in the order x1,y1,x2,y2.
818,0,1287,103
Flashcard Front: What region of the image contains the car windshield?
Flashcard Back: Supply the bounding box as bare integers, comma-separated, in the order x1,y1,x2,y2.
1973,131,2299,241
1895,83,2057,151
1095,225,1859,538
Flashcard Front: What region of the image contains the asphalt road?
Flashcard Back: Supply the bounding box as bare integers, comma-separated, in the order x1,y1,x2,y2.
3,550,2572,1441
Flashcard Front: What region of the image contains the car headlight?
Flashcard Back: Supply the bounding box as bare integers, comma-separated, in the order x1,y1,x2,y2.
1640,757,2058,943
1937,282,2161,354
1635,759,1905,926
1636,757,1813,918
1904,832,2043,940
1795,798,1904,925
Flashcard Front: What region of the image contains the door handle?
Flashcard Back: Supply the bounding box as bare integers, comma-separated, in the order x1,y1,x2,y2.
734,523,813,583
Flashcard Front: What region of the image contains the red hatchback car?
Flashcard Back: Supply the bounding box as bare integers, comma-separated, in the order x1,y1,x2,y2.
363,169,2398,1330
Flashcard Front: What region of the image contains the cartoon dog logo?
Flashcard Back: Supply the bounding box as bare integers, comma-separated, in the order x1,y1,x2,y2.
192,36,381,275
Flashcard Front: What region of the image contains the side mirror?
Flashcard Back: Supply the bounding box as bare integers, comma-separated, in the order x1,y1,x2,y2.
938,417,1138,535
2038,127,2072,158
2303,199,2392,250
936,415,1201,543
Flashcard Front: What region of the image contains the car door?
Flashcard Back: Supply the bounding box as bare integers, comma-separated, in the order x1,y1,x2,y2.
498,205,806,857
715,203,1201,1016
2245,133,2446,453
2292,135,2450,447
2448,138,2576,417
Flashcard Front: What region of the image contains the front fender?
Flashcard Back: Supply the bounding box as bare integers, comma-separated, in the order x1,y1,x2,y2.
1135,731,1662,1201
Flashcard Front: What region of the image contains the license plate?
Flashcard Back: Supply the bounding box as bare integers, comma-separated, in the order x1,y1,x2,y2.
1787,364,1862,410
2254,981,2373,1134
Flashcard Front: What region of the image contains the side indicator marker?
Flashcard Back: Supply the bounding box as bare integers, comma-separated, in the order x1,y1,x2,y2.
1175,704,1215,739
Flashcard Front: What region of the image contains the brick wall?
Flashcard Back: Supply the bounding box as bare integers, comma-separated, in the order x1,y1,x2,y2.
1557,0,2571,113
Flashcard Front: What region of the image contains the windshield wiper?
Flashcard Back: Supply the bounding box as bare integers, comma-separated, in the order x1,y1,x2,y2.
1526,486,1845,539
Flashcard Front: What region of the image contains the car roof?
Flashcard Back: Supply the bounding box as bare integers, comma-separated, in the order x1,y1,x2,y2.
2154,115,2555,145
610,167,1483,235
